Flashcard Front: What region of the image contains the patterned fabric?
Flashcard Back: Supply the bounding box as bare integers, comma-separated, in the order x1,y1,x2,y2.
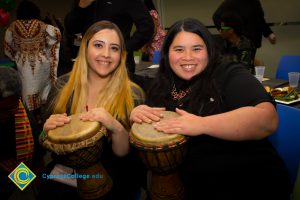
0,99,34,172
223,35,256,74
4,19,61,111
143,10,166,61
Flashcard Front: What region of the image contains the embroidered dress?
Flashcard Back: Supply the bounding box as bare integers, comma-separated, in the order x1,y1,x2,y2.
4,19,61,111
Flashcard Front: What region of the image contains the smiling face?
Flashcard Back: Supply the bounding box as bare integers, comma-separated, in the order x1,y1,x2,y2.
169,31,208,80
87,29,121,79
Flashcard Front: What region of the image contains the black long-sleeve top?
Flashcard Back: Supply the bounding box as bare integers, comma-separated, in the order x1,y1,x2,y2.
64,0,154,54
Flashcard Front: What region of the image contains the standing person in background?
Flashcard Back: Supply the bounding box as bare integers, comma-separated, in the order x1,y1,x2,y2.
130,18,291,200
213,0,276,56
219,12,256,74
142,0,166,62
64,0,154,80
4,0,61,128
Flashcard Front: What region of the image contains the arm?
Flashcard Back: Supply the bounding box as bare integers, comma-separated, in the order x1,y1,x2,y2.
125,0,154,52
45,24,62,84
4,24,16,61
154,103,278,141
64,0,95,34
136,64,278,141
255,0,275,44
80,108,130,157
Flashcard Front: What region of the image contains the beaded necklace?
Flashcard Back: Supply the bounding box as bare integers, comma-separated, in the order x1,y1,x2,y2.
170,84,192,101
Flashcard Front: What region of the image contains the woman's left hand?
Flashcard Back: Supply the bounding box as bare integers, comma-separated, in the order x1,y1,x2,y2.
153,108,202,136
79,107,118,132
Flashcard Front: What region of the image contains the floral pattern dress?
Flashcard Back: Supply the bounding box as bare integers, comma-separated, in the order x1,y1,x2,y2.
143,10,166,61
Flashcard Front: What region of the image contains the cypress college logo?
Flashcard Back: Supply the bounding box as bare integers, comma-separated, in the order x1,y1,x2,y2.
8,162,36,191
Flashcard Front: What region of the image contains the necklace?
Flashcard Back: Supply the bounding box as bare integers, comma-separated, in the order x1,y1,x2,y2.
171,84,192,101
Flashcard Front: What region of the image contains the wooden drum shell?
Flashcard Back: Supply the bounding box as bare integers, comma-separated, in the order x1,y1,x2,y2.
42,114,112,199
129,111,188,200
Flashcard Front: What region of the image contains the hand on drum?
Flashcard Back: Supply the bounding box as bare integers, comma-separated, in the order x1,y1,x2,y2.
80,107,130,156
130,105,166,124
43,113,71,133
80,107,122,133
153,108,203,136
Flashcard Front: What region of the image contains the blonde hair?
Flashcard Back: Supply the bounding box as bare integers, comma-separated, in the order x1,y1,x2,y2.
52,21,142,129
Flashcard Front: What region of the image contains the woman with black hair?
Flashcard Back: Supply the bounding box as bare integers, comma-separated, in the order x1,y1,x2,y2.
130,18,291,199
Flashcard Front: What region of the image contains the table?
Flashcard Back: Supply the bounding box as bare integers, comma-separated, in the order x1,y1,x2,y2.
133,62,158,91
262,78,300,109
261,78,288,88
135,61,158,79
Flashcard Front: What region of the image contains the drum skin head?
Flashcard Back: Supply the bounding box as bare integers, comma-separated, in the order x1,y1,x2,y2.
131,111,187,146
47,113,104,143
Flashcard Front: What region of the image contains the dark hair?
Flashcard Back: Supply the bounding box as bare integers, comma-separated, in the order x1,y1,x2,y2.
143,0,156,11
16,0,41,20
220,12,244,35
147,18,222,115
0,67,22,99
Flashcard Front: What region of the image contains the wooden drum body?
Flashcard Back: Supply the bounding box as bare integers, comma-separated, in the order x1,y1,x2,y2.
129,111,188,200
43,114,112,199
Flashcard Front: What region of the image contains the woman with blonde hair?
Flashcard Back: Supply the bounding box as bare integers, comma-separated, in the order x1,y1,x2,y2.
38,20,146,200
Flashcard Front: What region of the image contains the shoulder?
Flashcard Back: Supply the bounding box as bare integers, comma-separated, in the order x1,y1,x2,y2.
130,82,145,106
214,61,273,107
49,74,69,96
214,60,248,86
238,36,255,49
57,73,70,85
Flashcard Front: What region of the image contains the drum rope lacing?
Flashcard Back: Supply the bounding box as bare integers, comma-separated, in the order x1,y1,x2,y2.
129,134,188,151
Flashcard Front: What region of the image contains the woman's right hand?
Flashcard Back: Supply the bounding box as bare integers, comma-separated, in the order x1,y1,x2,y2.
130,105,165,124
43,113,71,133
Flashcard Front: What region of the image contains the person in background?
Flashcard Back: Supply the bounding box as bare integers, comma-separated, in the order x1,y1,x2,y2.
44,12,74,77
130,18,291,199
0,67,44,199
213,0,276,56
219,12,256,74
4,0,61,128
37,20,146,200
43,12,64,35
141,0,166,62
64,0,154,80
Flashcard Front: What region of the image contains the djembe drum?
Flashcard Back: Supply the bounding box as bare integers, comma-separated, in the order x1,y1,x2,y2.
129,111,188,200
42,113,113,199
